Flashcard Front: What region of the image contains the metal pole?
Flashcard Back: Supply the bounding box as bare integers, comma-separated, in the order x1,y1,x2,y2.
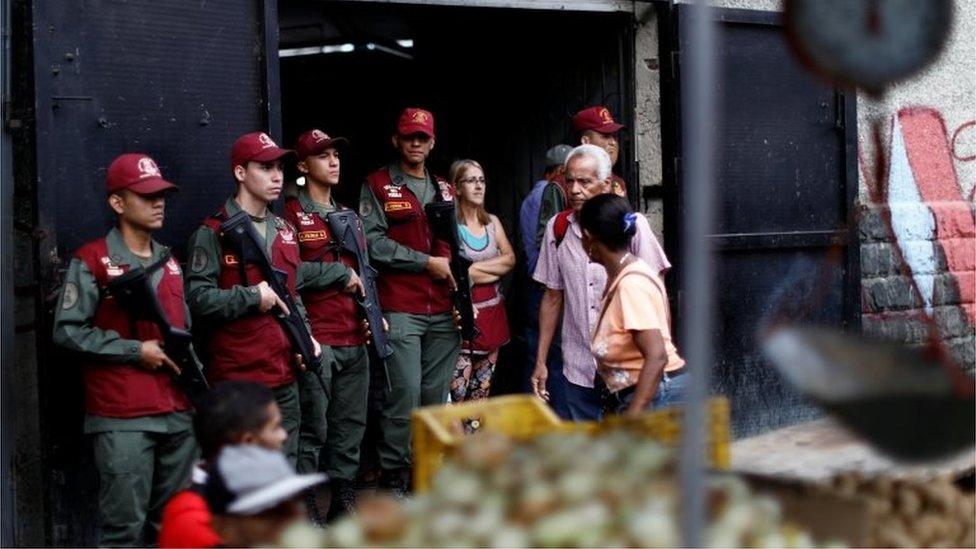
679,0,716,546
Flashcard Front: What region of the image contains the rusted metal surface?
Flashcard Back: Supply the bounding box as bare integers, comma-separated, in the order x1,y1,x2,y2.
732,418,976,481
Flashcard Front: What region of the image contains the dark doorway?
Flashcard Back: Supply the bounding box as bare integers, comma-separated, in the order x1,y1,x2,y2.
278,1,637,391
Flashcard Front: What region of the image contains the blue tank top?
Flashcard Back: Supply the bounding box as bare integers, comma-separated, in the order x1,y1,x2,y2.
458,223,490,252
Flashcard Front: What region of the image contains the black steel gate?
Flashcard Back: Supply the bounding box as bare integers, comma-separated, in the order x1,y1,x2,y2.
28,1,278,543
659,6,860,437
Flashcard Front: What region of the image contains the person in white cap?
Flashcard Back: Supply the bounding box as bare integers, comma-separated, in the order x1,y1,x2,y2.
203,445,327,547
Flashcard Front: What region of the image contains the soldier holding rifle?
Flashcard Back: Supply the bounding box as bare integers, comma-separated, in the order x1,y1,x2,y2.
185,132,326,465
52,153,198,547
283,128,377,519
359,108,463,496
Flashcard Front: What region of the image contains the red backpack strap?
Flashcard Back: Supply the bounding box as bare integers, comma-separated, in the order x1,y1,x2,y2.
553,209,573,247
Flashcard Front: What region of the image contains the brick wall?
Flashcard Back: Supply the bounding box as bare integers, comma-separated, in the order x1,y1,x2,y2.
859,108,975,370
856,0,975,371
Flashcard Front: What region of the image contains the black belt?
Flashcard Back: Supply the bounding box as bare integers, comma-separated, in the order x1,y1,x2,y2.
664,367,687,378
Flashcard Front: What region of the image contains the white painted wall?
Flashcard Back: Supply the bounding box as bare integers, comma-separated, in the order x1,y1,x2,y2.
632,0,975,366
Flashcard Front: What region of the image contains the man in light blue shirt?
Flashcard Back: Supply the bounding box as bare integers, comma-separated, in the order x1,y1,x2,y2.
520,145,572,274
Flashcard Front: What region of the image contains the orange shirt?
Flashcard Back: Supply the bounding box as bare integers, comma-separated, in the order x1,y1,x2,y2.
591,260,684,393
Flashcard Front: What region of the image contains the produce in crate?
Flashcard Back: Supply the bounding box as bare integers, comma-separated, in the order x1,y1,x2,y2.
820,471,975,548
280,431,831,548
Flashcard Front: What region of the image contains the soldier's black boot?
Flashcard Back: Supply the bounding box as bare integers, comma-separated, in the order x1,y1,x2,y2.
304,489,327,527
326,479,358,522
377,468,410,499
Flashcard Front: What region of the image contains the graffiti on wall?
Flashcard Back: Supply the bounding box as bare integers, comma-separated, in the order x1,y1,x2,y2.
861,107,976,328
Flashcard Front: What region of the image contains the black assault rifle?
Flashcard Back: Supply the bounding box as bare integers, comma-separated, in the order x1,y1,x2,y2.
106,256,209,403
219,211,327,388
424,200,480,342
326,209,393,360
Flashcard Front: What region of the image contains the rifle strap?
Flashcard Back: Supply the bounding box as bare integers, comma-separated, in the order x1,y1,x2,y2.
111,249,172,338
143,249,173,276
311,241,343,263
212,207,251,284
238,256,248,287
100,248,171,294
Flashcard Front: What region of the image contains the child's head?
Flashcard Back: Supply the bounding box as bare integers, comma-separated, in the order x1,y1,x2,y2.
194,381,287,462
205,445,325,547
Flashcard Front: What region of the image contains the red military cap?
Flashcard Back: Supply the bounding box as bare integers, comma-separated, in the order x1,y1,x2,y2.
230,132,296,170
106,153,177,195
396,107,435,138
572,106,625,134
294,129,349,159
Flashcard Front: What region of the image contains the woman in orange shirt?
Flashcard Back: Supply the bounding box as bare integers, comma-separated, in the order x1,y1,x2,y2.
579,194,687,416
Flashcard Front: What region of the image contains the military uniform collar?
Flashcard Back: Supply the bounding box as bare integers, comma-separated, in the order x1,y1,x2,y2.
224,197,243,217
226,197,284,224
298,188,336,216
226,197,283,254
389,163,430,186
105,226,166,268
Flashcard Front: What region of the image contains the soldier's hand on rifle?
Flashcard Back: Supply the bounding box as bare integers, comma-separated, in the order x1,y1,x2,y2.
452,307,463,330
450,306,477,331
426,256,456,289
138,340,182,376
293,353,307,372
255,281,290,315
344,268,366,298
293,339,320,373
362,316,389,340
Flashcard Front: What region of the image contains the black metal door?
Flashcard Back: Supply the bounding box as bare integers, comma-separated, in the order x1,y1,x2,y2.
29,1,278,544
659,6,860,437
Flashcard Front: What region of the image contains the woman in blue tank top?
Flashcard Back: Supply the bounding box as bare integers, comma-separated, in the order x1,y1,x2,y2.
450,160,516,401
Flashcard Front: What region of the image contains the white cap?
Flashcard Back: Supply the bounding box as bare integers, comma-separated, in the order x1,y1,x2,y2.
208,445,327,516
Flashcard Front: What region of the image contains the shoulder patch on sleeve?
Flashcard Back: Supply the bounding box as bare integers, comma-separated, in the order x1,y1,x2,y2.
190,246,208,273
359,196,373,217
61,282,79,310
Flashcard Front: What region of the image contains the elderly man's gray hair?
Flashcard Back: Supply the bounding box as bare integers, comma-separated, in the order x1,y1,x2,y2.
565,144,612,181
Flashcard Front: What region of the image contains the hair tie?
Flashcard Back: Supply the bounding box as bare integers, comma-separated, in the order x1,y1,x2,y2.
622,212,638,233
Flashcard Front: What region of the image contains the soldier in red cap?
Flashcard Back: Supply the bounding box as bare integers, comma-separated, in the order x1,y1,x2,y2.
52,153,199,546
359,108,461,495
185,132,325,466
572,105,628,197
283,128,371,519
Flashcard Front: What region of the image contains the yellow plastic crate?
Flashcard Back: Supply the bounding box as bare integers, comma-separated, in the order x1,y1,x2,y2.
411,394,730,492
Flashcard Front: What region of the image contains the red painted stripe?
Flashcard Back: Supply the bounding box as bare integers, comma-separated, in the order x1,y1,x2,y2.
898,107,976,324
899,107,964,202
